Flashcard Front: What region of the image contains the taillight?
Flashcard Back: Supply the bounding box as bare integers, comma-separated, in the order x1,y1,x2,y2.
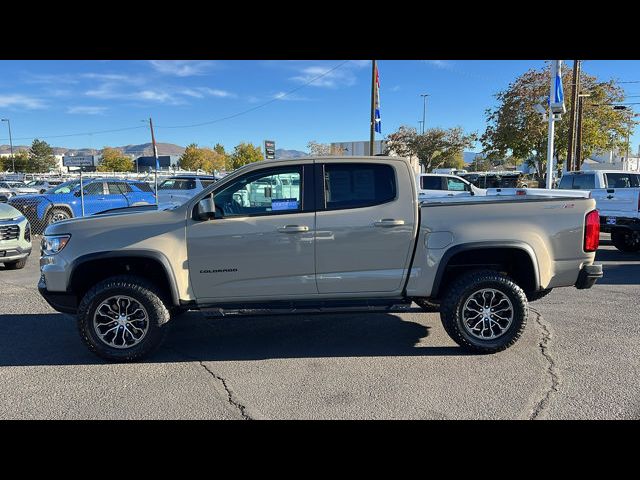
584,209,600,252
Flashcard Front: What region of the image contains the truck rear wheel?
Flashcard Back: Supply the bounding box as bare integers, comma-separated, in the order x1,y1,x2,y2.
611,230,640,252
77,275,171,362
439,270,528,353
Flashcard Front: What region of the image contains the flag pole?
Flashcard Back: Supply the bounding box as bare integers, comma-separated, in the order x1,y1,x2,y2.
149,117,159,205
369,59,376,156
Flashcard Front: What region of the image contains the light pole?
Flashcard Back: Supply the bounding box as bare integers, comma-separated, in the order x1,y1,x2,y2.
574,93,591,170
420,94,429,134
418,120,424,133
1,118,14,172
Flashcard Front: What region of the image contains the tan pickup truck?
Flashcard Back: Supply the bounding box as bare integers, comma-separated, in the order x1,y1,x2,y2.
38,156,603,361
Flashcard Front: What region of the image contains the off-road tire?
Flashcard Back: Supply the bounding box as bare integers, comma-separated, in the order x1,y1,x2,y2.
611,229,640,252
526,288,552,302
440,270,528,354
415,299,441,312
3,258,27,269
77,275,171,362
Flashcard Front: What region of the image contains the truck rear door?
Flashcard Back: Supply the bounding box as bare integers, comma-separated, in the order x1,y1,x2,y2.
315,160,417,294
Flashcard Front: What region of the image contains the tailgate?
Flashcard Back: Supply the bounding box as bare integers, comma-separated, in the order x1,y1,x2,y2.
593,188,640,217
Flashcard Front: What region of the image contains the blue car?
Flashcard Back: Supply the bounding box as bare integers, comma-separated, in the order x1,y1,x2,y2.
9,178,156,233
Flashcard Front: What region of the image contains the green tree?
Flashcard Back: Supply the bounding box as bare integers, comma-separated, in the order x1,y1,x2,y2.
97,147,134,172
28,139,57,173
178,143,204,170
229,142,263,170
1,150,29,172
385,126,476,171
481,63,634,178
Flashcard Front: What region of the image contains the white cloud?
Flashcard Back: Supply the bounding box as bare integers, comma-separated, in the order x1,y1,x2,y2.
290,65,356,88
0,94,46,109
67,106,107,115
425,60,453,69
272,91,310,101
350,60,371,68
82,73,144,84
148,60,215,77
181,87,236,99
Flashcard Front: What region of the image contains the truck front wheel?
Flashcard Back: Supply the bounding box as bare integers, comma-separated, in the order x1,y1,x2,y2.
77,275,171,362
439,270,528,353
611,230,640,252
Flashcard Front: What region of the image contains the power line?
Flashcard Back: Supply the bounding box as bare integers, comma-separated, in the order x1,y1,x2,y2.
157,60,352,129
0,59,354,144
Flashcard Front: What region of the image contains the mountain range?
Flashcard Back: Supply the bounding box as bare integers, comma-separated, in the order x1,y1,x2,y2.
0,143,309,159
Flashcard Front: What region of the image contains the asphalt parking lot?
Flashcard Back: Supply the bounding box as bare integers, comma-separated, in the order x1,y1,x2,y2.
0,234,638,419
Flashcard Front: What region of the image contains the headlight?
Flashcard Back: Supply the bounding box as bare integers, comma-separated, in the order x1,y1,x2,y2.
41,235,71,255
11,215,25,222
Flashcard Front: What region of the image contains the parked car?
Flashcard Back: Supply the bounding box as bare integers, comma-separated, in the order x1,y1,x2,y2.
0,202,31,269
38,156,602,362
558,170,640,251
26,179,64,194
0,185,14,203
9,178,156,233
0,180,39,196
156,175,220,205
417,173,486,200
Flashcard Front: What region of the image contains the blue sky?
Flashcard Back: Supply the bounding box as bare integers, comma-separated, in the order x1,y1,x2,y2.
1,60,639,154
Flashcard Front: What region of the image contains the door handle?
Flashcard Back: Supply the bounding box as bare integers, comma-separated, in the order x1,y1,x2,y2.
277,225,309,233
606,195,614,199
374,219,405,228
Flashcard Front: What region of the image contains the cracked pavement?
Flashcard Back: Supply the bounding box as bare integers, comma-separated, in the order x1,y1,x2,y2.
0,234,638,419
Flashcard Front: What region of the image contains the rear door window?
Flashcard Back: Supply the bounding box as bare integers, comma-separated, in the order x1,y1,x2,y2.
84,182,105,195
323,163,396,210
420,176,443,190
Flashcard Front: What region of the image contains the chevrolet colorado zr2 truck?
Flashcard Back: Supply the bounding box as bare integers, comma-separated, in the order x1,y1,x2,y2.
38,156,603,362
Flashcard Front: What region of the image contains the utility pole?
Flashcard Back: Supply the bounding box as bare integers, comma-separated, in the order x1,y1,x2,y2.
1,118,14,172
148,117,159,205
566,60,581,172
418,120,424,133
369,60,376,156
575,96,585,170
420,94,429,134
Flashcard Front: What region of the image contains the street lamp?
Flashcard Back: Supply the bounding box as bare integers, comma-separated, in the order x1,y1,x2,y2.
420,94,430,134
1,118,14,172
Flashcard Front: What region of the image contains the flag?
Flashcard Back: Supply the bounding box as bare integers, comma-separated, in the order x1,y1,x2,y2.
154,144,160,169
550,60,566,114
374,63,381,134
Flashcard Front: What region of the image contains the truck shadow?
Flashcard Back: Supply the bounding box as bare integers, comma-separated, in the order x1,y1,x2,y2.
595,248,640,285
0,310,468,367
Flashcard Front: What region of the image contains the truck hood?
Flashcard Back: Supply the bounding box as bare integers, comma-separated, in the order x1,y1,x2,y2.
0,202,23,220
44,204,183,236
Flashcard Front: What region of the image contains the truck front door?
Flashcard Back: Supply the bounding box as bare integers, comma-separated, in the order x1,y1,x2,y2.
315,161,417,294
187,164,317,302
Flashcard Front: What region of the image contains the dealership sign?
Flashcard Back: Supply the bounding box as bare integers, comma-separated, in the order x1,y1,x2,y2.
63,155,96,167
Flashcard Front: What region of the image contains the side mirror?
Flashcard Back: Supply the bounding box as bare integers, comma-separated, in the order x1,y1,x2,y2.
196,196,217,221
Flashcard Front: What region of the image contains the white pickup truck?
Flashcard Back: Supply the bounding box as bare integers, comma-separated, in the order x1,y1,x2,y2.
416,173,486,200
558,170,640,252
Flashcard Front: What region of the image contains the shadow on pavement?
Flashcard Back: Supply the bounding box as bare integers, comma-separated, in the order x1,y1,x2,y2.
0,310,468,367
597,264,640,285
596,248,640,263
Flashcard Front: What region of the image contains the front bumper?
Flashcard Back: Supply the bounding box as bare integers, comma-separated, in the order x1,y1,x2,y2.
575,264,603,290
38,275,78,314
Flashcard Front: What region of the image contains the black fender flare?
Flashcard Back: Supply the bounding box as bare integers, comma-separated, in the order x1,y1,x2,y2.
430,241,541,298
68,249,181,306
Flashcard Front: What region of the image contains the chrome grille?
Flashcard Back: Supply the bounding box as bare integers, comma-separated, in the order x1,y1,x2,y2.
0,224,20,241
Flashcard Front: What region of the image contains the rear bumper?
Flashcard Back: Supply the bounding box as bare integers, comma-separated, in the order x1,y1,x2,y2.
600,216,640,233
575,264,603,290
38,275,77,314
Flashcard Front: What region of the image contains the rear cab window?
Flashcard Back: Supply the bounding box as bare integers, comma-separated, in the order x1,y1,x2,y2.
159,178,196,190
605,173,640,188
323,163,396,210
558,174,595,189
